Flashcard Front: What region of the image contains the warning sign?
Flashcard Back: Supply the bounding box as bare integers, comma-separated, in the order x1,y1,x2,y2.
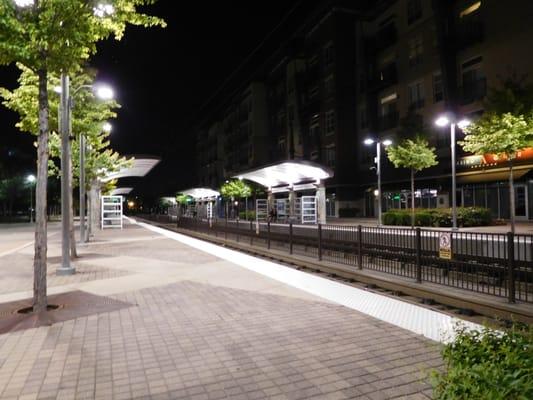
439,232,452,259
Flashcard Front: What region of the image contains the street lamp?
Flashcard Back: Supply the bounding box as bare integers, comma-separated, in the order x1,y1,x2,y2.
364,138,392,226
435,114,470,231
56,73,114,274
26,174,36,223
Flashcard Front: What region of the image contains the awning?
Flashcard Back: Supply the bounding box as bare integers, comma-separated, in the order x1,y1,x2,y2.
100,157,160,182
457,167,531,184
109,187,133,196
233,160,333,191
180,188,220,200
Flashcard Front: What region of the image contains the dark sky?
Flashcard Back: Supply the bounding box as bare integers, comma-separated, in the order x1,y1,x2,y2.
0,0,307,200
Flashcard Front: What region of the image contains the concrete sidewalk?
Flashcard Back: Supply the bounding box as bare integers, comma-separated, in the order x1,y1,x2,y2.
0,220,443,399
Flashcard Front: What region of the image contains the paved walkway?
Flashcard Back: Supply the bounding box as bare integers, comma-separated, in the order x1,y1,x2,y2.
0,221,453,399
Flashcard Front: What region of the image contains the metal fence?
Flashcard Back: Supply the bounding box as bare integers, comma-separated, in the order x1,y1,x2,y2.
140,215,533,304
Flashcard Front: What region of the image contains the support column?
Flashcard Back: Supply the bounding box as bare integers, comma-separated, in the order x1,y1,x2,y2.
267,189,274,214
316,182,326,225
88,180,101,234
288,186,295,221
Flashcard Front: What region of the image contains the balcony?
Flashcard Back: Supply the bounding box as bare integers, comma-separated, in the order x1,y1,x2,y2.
375,24,397,52
408,99,425,110
377,111,399,131
461,78,486,105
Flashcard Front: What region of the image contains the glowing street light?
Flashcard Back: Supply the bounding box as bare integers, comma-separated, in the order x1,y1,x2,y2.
434,114,471,230
102,122,112,133
26,174,36,223
364,138,393,226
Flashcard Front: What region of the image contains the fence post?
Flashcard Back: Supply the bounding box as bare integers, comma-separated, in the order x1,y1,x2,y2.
250,220,253,245
225,217,228,242
236,219,239,243
289,222,293,255
318,223,322,261
267,221,271,249
357,225,363,269
415,227,422,283
507,231,516,303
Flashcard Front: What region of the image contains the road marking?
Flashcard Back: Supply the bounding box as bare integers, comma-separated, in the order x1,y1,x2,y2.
131,218,483,343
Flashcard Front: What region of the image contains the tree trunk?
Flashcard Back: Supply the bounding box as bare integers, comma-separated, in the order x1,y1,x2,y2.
68,149,77,258
411,168,415,228
33,70,49,312
509,159,515,234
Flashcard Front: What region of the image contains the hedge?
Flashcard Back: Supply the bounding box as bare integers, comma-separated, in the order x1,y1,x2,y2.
382,207,492,227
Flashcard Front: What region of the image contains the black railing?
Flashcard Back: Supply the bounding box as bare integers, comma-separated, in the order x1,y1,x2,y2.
139,216,533,304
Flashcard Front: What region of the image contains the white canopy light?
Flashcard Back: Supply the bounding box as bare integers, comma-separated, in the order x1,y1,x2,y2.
234,161,333,189
109,187,133,196
180,188,220,200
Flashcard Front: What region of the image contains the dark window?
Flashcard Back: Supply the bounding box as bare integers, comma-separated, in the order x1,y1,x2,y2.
407,0,423,25
433,72,443,103
408,36,423,67
324,44,334,67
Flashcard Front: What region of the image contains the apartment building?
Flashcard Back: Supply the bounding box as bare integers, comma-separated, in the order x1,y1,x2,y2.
356,0,533,220
196,0,533,220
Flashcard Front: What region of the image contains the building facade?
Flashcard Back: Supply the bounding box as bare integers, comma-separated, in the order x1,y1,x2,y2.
195,0,533,220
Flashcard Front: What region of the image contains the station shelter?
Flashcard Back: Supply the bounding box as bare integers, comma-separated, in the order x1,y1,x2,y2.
233,160,333,224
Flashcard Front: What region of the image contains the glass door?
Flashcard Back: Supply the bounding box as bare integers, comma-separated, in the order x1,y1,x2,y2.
515,185,528,220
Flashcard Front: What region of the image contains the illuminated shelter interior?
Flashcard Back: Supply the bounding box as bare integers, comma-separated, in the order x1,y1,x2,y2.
233,160,333,224
180,188,220,200
178,188,220,218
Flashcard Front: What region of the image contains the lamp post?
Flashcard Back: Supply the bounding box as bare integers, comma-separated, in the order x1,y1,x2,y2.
26,174,36,222
364,138,392,226
55,74,114,273
435,115,470,231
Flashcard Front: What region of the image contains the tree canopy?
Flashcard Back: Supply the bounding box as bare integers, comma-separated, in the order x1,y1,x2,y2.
386,137,438,172
0,0,165,74
220,180,252,200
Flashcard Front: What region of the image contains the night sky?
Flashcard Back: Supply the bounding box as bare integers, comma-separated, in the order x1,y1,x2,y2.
0,0,312,202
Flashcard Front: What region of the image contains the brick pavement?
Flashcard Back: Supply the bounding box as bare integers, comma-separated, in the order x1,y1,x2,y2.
0,222,443,399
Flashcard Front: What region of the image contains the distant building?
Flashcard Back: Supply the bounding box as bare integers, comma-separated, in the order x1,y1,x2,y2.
195,0,533,221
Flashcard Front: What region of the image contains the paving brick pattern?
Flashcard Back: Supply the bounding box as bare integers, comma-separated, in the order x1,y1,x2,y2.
0,281,442,399
0,253,131,296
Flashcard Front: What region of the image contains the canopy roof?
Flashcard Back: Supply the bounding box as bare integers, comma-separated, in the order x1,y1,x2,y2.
180,188,220,200
233,160,333,190
109,187,133,196
101,157,160,182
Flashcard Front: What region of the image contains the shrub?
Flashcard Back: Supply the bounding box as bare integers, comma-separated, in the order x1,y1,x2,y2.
432,323,533,400
382,207,492,227
383,211,399,225
414,211,432,226
238,210,256,220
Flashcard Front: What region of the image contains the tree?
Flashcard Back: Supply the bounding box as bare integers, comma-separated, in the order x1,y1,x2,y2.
461,114,533,232
460,76,533,232
220,180,252,219
1,65,130,257
386,137,438,227
0,0,165,312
